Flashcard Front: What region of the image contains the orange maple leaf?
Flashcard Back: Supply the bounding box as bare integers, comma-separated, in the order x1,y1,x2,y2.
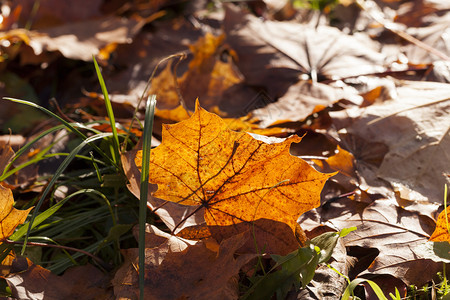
135,103,334,239
0,185,32,241
429,205,450,242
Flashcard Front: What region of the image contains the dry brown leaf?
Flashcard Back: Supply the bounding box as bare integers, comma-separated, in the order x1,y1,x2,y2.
155,104,289,136
0,142,15,175
113,224,198,299
113,231,254,300
5,257,112,300
11,0,103,29
300,198,442,286
405,15,450,63
99,19,203,108
143,233,254,300
28,16,143,61
224,4,385,98
330,80,450,202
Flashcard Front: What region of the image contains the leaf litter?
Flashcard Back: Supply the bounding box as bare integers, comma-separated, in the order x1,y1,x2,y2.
1,0,450,299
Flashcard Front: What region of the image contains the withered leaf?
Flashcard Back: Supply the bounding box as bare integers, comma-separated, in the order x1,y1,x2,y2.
28,16,143,61
6,258,112,300
113,231,253,300
224,4,385,98
301,198,442,287
331,80,450,202
144,233,255,300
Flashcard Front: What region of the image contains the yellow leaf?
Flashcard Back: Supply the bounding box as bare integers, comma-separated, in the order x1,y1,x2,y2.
430,205,450,242
0,185,32,241
135,102,334,238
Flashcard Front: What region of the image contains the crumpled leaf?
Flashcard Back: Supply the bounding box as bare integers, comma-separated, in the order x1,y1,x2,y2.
113,231,254,300
330,80,450,202
404,13,450,63
135,102,334,253
112,224,198,299
5,257,112,300
28,16,143,61
146,233,254,300
300,198,443,286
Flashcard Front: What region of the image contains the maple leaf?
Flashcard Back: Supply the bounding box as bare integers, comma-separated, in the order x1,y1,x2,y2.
0,185,32,276
155,104,289,136
135,103,333,248
0,186,32,241
429,205,450,242
148,33,244,113
5,257,111,300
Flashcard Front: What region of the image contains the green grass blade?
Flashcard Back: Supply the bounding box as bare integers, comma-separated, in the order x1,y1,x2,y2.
342,278,388,300
2,97,119,169
0,188,100,263
21,133,113,255
1,124,65,178
139,95,157,300
10,189,100,241
92,56,121,167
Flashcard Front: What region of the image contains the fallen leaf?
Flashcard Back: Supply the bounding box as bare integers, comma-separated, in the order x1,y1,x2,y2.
144,233,255,300
5,257,112,300
149,33,246,112
300,198,443,287
0,142,15,175
113,231,254,300
11,0,103,29
113,224,198,299
224,4,385,99
0,186,32,241
28,16,143,61
178,33,243,109
330,80,450,202
0,185,32,274
101,18,203,108
135,102,334,253
314,145,356,178
429,205,450,242
405,15,450,63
